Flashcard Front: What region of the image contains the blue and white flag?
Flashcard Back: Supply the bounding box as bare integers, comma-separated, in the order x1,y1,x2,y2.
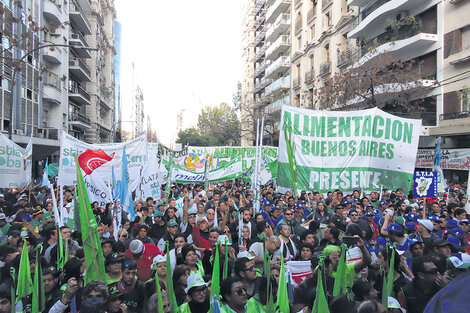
413,171,438,198
42,159,49,187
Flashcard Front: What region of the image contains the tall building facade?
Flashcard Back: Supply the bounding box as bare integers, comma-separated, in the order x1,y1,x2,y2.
113,20,121,140
241,0,292,146
0,0,116,167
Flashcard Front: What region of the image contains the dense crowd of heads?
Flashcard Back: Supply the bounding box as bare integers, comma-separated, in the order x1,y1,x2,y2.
0,179,469,313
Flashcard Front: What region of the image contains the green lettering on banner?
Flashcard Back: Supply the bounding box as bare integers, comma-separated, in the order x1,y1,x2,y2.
283,111,292,131
403,123,413,144
338,117,351,137
352,116,363,136
303,115,310,136
327,117,337,138
392,120,403,142
328,141,337,157
301,140,310,155
310,116,325,137
294,113,301,135
348,141,357,156
361,116,371,137
372,116,384,138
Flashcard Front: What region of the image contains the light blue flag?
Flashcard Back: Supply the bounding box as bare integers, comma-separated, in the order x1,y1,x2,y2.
118,146,134,221
42,159,49,187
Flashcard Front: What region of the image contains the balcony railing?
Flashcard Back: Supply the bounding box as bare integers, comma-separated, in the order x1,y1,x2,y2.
307,7,317,23
69,58,91,77
43,71,61,89
319,61,331,75
266,0,292,21
266,35,290,57
350,0,391,30
305,68,315,83
337,47,357,67
439,111,470,121
390,111,436,126
255,78,273,91
255,47,266,61
295,0,303,9
322,0,333,10
254,30,266,45
266,13,290,39
265,55,290,76
266,95,290,113
69,82,91,101
70,112,91,125
360,19,437,56
265,75,290,95
70,0,91,29
70,31,89,47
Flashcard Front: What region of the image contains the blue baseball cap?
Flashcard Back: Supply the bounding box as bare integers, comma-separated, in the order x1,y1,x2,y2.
448,228,465,237
342,199,352,204
380,200,389,205
428,215,440,222
419,205,425,210
459,219,469,225
409,238,423,247
271,206,281,211
295,203,303,209
365,211,374,216
447,236,461,248
447,219,459,229
405,222,416,230
384,223,403,232
406,212,418,222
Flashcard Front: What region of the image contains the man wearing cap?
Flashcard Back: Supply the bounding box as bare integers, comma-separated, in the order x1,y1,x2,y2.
416,218,436,247
0,194,12,217
157,220,179,251
106,252,124,284
126,239,164,282
177,273,210,313
106,284,127,313
0,213,11,238
150,210,166,243
382,216,412,258
328,204,347,232
458,219,470,246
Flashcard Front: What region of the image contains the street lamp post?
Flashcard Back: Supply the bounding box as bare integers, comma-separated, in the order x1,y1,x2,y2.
8,44,98,139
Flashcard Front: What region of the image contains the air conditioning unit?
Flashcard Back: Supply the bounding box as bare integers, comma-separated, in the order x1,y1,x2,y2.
13,129,24,135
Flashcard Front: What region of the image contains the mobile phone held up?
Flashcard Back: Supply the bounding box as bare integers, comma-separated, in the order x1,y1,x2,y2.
343,236,358,246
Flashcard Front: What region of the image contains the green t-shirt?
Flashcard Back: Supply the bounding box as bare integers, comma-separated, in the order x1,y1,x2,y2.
246,296,266,313
332,263,356,289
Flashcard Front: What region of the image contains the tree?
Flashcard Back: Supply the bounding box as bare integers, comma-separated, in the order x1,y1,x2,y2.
176,103,241,146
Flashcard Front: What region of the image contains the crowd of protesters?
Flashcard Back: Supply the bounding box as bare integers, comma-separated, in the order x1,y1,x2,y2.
0,179,469,313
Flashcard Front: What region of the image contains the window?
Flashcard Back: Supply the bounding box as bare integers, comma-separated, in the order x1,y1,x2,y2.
297,35,302,50
310,24,316,41
324,11,332,28
444,29,462,58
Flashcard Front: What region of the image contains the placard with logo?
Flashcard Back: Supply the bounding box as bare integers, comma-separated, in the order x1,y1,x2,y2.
413,171,438,198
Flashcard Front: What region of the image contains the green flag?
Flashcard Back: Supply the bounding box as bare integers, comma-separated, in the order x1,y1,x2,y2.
74,156,107,284
73,192,81,231
165,151,174,203
57,226,65,271
210,244,221,299
204,153,210,190
16,240,33,301
165,243,177,313
276,257,289,313
223,241,229,280
312,260,330,313
333,244,347,296
284,123,297,196
32,245,45,313
155,267,164,313
383,243,396,308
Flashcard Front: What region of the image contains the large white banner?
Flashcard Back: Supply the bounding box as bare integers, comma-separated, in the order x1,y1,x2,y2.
137,153,164,201
0,133,32,188
278,106,421,193
84,171,113,208
58,131,148,186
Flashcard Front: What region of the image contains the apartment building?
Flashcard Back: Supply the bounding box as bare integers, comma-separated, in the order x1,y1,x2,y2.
241,0,292,146
0,0,116,168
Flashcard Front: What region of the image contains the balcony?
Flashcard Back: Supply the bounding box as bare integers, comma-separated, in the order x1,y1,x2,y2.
69,32,91,58
390,111,436,126
254,60,271,77
254,30,266,46
266,95,290,114
255,78,273,92
322,0,333,10
355,19,438,67
266,0,292,23
265,56,290,78
348,0,431,39
255,47,266,61
266,35,291,60
448,46,470,65
295,17,302,34
305,68,315,84
295,0,303,9
265,75,290,96
319,61,331,76
69,81,91,106
42,71,62,105
307,7,317,24
43,0,62,25
70,0,92,35
69,58,92,82
348,0,370,6
337,46,357,68
42,44,62,64
69,112,91,129
266,13,291,41
440,112,470,121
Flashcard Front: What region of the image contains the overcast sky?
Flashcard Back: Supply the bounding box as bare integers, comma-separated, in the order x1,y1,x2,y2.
114,0,244,146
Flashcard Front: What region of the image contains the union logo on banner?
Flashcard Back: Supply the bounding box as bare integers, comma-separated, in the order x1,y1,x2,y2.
78,149,115,175
413,171,438,198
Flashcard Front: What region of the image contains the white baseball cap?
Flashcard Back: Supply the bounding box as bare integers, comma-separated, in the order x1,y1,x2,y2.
129,239,144,254
417,219,433,232
388,297,406,313
0,213,6,220
184,273,208,294
151,255,166,270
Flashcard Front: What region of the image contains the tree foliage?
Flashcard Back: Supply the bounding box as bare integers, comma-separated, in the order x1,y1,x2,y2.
177,103,241,146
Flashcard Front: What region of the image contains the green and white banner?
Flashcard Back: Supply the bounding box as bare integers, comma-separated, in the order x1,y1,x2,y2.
168,158,245,183
0,133,32,188
278,106,421,193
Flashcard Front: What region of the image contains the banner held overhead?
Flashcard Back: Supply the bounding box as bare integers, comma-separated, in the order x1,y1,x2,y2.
277,106,421,194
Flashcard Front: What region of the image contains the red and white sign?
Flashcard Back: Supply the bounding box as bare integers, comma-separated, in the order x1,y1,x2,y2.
286,261,312,287
78,149,115,175
416,149,470,171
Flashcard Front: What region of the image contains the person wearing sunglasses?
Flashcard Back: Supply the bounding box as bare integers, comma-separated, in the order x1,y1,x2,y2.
234,257,257,298
397,255,444,313
108,261,147,313
220,276,248,313
177,273,210,313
